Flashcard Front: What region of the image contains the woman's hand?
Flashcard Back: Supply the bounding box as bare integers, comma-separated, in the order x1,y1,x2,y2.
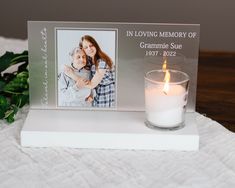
86,95,93,103
76,78,89,88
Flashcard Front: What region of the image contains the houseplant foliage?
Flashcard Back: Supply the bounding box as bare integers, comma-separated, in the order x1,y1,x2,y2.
0,51,29,123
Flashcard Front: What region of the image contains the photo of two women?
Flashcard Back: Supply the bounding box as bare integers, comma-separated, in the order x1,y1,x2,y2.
57,30,116,108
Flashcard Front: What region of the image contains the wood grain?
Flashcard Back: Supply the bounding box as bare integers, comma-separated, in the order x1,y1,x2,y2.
196,51,235,132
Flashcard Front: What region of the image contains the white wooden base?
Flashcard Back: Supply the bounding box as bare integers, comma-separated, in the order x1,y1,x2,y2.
21,110,199,151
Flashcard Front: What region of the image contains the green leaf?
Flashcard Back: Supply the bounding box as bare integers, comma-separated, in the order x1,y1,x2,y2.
3,71,29,94
11,94,29,108
17,71,28,78
17,62,28,73
0,51,29,123
0,95,10,119
4,104,18,123
6,114,15,123
4,105,18,123
22,90,29,95
0,109,5,119
0,80,6,92
10,51,28,65
0,51,28,73
0,73,16,84
0,52,15,72
0,95,9,111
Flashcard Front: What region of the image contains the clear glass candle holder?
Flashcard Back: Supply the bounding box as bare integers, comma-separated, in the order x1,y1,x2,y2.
145,69,190,130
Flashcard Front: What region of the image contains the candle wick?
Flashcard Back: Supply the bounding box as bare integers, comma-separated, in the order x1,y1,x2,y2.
163,91,167,95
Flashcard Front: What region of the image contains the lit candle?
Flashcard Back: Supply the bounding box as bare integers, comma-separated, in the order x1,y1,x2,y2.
145,69,189,130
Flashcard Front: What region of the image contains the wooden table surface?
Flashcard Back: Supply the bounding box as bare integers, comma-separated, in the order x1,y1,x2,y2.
196,52,235,132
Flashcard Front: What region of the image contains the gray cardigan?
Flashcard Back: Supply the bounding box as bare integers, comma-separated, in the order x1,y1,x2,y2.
58,68,92,107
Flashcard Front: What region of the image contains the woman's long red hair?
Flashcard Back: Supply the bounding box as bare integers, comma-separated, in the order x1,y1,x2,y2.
79,35,113,70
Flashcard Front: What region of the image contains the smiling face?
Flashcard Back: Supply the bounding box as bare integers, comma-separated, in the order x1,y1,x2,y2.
72,49,86,69
82,39,97,59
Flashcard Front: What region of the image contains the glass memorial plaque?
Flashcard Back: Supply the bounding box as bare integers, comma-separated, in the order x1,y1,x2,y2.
28,21,199,112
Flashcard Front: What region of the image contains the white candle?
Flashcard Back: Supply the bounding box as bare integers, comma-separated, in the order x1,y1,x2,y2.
145,84,187,127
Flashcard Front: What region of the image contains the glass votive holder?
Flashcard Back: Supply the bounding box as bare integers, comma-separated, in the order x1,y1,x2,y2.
144,69,190,130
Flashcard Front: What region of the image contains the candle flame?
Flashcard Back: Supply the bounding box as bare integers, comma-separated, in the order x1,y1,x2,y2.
162,59,167,72
162,58,170,94
163,70,170,94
